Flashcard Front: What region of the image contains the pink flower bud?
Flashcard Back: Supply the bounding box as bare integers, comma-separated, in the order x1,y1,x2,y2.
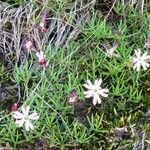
25,41,33,50
24,40,39,52
41,27,47,33
36,51,47,65
38,59,46,65
67,90,79,106
11,103,19,111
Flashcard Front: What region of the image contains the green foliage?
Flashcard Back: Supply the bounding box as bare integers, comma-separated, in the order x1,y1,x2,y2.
4,0,25,5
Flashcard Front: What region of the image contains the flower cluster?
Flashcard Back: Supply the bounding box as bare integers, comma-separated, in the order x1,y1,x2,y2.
66,48,149,106
23,11,49,68
19,14,150,132
66,78,109,106
24,40,48,67
12,48,149,132
101,40,150,71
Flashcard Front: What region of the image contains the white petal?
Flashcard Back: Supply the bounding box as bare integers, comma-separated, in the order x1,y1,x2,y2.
142,52,147,57
97,97,102,104
142,53,150,59
87,80,93,89
84,91,93,98
83,83,91,89
84,90,93,95
93,94,101,105
25,120,34,131
12,111,24,119
133,62,141,71
135,49,141,57
136,63,141,71
95,78,102,87
22,106,30,116
85,94,93,98
15,119,25,127
141,62,148,70
92,97,97,105
145,62,150,67
101,88,109,93
133,58,138,63
84,80,93,89
99,90,109,97
87,80,92,85
28,112,39,120
94,79,99,86
94,94,102,103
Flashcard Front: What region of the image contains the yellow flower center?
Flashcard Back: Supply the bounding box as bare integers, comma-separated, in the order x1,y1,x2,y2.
93,89,98,93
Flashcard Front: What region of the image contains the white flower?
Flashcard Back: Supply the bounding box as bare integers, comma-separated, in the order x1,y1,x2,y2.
83,79,109,105
12,105,39,131
102,42,120,58
36,51,46,65
132,49,150,71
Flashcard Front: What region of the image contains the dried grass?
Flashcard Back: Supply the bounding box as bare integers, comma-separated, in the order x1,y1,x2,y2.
120,0,146,14
132,131,150,150
0,0,95,64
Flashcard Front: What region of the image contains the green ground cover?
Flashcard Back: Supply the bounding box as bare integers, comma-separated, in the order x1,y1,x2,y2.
0,0,149,149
